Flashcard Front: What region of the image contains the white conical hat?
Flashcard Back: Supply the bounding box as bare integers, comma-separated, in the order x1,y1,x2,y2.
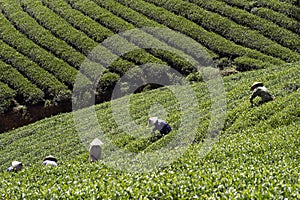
44,155,57,162
148,117,158,127
90,138,103,147
11,161,22,168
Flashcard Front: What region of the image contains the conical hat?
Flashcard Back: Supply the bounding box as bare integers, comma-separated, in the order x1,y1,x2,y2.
11,161,22,168
90,138,103,147
148,117,158,127
44,155,57,162
251,82,263,90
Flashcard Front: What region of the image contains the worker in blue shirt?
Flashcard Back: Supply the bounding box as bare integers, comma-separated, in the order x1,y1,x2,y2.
148,117,172,136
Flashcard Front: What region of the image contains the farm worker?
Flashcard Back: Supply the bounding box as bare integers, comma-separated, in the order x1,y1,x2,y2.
6,161,23,172
42,155,58,166
148,117,172,136
250,82,275,106
89,138,103,162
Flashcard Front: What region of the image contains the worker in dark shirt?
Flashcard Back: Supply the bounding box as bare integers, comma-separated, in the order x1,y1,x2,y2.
42,155,58,166
250,82,275,106
148,117,172,136
6,161,23,172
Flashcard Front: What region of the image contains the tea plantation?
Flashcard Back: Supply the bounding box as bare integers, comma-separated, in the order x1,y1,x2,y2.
0,0,300,198
0,63,299,198
0,0,300,115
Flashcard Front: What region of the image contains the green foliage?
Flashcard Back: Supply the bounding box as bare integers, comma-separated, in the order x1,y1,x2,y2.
0,1,83,86
0,82,16,113
233,56,275,71
41,0,113,43
20,0,97,55
0,7,298,200
0,37,70,100
65,0,134,32
96,72,120,101
116,0,286,65
0,64,299,198
1,0,299,112
23,0,167,75
221,0,300,21
17,0,101,77
145,0,300,62
251,7,300,36
98,72,120,91
186,0,300,54
186,72,203,82
0,61,44,104
92,0,217,62
41,0,166,70
255,0,300,21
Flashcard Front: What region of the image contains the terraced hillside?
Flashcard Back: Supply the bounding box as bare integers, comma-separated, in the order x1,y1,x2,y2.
0,0,300,131
0,63,299,198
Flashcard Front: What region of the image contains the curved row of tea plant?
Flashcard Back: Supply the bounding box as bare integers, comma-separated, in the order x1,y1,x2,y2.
255,0,300,21
66,0,134,32
220,0,300,21
0,0,164,113
0,63,299,198
42,0,113,44
0,0,171,113
45,0,169,74
0,60,44,104
144,0,300,63
62,0,182,72
19,0,121,69
41,0,170,69
93,0,285,75
0,39,70,100
185,0,300,53
99,0,300,69
250,7,300,35
0,82,15,114
19,0,122,80
0,3,81,87
115,0,286,66
89,0,215,73
22,0,169,74
7,0,165,80
67,0,284,68
44,1,206,74
233,56,276,71
47,0,197,72
20,0,97,55
43,0,199,75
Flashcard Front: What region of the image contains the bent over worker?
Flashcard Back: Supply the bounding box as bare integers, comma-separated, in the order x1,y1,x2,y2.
250,82,275,106
89,138,103,162
148,117,172,136
42,155,58,166
6,161,23,172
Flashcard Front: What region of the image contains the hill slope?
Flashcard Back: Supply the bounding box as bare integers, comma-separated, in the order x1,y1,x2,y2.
0,0,300,131
0,63,299,198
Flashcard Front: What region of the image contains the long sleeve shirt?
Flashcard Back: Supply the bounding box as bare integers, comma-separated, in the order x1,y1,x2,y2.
250,86,274,103
152,119,169,132
42,160,57,166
